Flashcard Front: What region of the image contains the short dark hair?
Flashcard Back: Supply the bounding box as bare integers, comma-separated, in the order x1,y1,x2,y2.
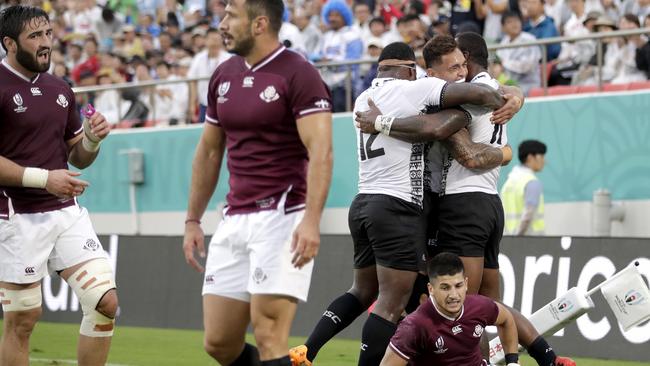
206,27,220,36
0,5,50,52
456,32,488,69
518,140,547,163
501,11,522,26
369,17,386,27
428,253,465,280
244,0,284,34
378,42,416,66
423,35,457,68
623,13,641,27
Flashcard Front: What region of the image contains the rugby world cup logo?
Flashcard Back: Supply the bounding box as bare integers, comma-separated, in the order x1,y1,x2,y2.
557,298,574,313
434,336,448,354
625,290,646,305
217,81,230,103
13,93,27,113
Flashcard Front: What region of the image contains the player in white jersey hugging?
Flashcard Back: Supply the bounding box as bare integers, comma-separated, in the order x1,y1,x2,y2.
291,41,515,366
355,33,575,366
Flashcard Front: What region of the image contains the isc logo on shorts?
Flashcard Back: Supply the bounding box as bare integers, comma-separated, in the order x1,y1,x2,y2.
24,267,36,275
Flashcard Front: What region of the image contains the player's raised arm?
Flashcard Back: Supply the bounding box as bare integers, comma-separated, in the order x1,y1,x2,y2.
355,99,471,143
183,123,226,273
492,85,524,125
494,302,521,366
292,111,333,269
442,129,507,170
379,347,409,366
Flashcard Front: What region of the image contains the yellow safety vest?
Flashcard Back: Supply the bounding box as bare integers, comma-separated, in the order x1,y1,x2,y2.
501,167,545,235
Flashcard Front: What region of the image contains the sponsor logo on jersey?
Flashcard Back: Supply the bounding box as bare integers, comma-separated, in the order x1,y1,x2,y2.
56,94,68,108
434,336,448,354
252,267,267,284
242,76,254,88
260,85,279,103
452,325,462,335
24,266,36,275
473,324,484,338
83,239,100,251
31,87,42,96
255,196,275,209
625,290,646,305
217,81,230,103
13,93,27,113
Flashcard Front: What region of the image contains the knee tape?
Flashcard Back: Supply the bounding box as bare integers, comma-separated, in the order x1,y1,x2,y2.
67,259,117,337
0,286,42,312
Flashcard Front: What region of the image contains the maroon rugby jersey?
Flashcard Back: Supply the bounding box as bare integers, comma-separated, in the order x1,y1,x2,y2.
0,59,82,215
389,294,498,366
205,45,332,215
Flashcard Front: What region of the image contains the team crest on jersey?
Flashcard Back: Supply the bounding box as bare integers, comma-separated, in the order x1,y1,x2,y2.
13,93,27,113
30,87,42,96
259,85,279,103
434,336,448,354
473,324,484,338
217,81,230,103
56,94,68,108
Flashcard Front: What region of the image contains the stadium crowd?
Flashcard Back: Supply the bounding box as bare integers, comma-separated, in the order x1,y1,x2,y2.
1,0,649,126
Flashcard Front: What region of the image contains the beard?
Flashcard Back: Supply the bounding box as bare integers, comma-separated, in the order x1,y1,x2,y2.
228,32,255,57
16,42,50,73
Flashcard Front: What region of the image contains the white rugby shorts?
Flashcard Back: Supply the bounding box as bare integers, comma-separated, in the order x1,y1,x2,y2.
202,207,313,302
0,205,108,284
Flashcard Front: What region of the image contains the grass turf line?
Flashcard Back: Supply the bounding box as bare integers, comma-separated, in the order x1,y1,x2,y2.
1,321,648,365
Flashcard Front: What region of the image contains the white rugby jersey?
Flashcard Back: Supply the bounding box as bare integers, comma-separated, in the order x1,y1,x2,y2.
440,72,508,195
354,77,447,206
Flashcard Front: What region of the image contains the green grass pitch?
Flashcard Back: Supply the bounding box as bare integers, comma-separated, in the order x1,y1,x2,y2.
1,321,649,365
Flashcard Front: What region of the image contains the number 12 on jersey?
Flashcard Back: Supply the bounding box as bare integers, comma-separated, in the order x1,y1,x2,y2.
359,130,386,161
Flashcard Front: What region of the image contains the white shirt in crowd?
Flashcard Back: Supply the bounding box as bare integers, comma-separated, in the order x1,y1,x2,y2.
187,49,232,106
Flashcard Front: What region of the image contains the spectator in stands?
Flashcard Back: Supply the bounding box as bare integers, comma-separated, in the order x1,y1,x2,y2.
543,0,571,32
449,0,486,35
294,5,323,56
187,27,230,122
65,43,85,71
635,16,650,77
484,0,510,43
280,9,308,55
361,37,383,90
620,0,650,24
121,24,145,58
600,0,620,22
497,11,542,94
611,14,647,82
317,0,363,112
404,0,432,26
154,61,188,126
96,7,124,52
522,0,562,60
582,10,602,31
549,0,596,85
353,2,374,41
94,68,130,126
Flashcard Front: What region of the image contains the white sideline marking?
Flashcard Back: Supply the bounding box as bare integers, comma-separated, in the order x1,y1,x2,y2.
30,357,131,366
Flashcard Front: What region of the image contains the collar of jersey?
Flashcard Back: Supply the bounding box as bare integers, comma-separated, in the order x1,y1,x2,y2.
371,77,396,87
470,72,490,83
1,59,40,84
430,295,465,322
244,44,285,72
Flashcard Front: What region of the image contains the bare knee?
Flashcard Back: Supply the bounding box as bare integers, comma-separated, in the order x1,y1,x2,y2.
4,308,42,339
96,290,118,318
204,334,241,363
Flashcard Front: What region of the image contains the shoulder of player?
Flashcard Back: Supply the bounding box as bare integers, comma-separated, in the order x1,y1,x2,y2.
39,72,74,96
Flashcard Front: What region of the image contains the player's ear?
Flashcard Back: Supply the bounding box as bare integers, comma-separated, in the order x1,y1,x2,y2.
2,37,16,53
251,15,268,36
426,68,434,77
427,282,434,295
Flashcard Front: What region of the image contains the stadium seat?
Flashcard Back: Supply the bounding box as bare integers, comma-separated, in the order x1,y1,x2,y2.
577,85,598,93
547,85,579,96
528,87,546,97
602,83,629,92
627,81,650,90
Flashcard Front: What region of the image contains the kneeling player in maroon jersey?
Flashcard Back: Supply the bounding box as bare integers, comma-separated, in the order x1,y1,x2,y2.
381,252,521,366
